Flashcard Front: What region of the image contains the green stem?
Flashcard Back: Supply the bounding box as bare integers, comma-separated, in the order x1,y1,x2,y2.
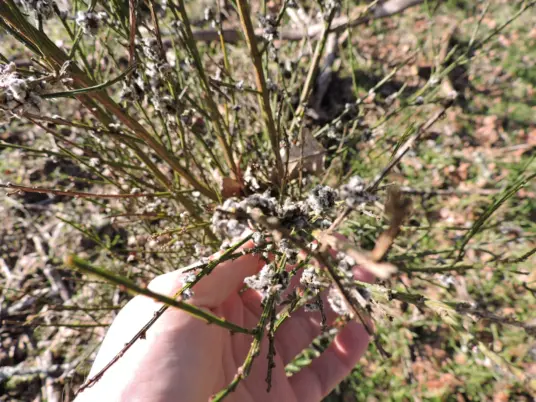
235,0,284,185
171,0,237,176
289,7,337,133
211,254,283,401
41,63,137,98
65,255,254,335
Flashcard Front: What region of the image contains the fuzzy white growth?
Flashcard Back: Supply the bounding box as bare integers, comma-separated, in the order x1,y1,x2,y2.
304,302,320,312
244,263,289,303
211,199,248,240
88,157,100,167
181,288,193,300
300,266,328,294
8,78,28,102
244,264,274,290
252,231,266,247
326,251,373,317
266,78,277,92
243,165,261,191
153,94,175,113
339,176,376,208
307,185,336,215
142,38,162,61
144,198,163,213
438,274,456,287
235,80,244,91
183,272,197,292
318,219,332,229
327,287,349,316
194,244,208,256
279,238,298,265
203,7,213,21
212,187,338,242
336,252,356,280
258,14,278,42
0,63,45,121
119,80,144,103
75,11,108,35
277,198,309,230
172,240,185,250
19,0,55,20
130,38,182,115
243,191,278,215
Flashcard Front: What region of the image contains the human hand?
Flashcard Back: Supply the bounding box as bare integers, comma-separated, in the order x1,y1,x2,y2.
75,237,373,402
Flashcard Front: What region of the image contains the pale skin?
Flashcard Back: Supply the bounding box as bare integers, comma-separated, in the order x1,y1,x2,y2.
75,238,373,402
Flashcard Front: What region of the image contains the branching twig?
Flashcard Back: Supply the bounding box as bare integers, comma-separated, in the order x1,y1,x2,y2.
328,101,453,234
354,279,536,335
248,210,386,355
211,255,282,401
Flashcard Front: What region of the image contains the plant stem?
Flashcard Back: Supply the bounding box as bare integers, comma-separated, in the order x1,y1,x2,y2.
289,7,337,133
171,0,237,176
211,254,283,400
235,0,284,185
0,183,167,199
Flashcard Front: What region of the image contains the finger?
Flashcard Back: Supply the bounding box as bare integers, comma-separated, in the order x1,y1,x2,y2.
147,238,264,308
288,320,370,401
275,265,373,366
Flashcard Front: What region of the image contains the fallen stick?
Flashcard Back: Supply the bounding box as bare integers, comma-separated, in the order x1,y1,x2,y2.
189,0,427,43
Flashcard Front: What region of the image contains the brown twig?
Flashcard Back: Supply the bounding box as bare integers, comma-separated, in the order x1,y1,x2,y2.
370,186,412,262
0,183,165,199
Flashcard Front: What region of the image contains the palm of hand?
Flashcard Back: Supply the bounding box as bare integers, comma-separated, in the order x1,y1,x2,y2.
76,240,371,402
